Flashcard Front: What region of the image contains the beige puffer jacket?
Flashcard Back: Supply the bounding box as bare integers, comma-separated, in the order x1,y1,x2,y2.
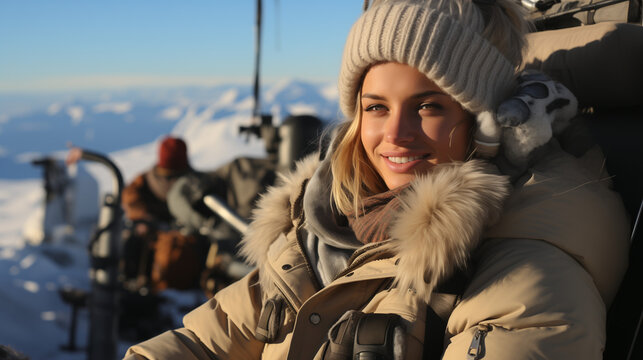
124,142,629,359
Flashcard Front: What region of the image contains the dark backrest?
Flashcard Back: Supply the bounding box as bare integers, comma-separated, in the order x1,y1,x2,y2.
523,21,643,359
587,107,643,360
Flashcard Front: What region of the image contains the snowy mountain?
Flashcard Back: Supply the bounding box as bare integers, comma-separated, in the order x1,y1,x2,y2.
0,80,339,359
0,80,339,180
0,79,340,239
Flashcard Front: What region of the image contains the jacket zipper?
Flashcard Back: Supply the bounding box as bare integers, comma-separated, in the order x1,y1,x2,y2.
466,324,489,360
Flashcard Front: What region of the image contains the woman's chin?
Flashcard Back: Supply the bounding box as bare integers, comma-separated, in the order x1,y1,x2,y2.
383,174,415,190
381,161,437,189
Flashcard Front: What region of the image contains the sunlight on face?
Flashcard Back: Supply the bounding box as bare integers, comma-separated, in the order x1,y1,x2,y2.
360,62,473,190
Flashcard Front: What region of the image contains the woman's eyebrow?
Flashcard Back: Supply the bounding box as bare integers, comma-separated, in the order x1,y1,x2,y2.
361,90,446,100
412,90,446,99
361,93,384,100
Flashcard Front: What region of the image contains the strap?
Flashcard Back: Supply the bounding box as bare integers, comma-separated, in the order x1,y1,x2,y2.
322,311,402,360
322,311,364,360
353,313,402,360
422,306,447,360
255,296,284,343
423,267,473,359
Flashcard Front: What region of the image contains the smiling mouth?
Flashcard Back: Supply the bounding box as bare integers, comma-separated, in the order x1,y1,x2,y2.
386,155,428,164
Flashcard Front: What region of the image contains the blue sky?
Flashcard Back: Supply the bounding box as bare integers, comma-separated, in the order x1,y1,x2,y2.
0,0,362,93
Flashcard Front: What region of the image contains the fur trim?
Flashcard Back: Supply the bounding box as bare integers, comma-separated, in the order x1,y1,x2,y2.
239,153,320,269
388,160,509,302
241,156,509,303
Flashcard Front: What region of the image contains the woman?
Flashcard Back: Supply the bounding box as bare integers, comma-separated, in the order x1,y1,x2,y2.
125,0,630,359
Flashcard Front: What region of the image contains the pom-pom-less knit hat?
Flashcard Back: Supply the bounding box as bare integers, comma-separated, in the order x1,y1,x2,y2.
158,137,189,171
339,0,517,119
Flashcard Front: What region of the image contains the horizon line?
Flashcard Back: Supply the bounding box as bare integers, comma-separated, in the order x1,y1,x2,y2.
0,74,337,94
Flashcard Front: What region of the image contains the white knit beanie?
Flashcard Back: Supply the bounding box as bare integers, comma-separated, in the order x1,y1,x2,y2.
339,0,517,119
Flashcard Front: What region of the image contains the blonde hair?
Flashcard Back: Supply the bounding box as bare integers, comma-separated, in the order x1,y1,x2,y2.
330,93,387,216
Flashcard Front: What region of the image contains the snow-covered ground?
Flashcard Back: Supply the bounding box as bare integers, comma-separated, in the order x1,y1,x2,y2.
0,80,338,359
0,179,93,358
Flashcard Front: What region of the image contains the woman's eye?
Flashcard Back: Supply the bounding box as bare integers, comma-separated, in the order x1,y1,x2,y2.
419,102,443,111
365,104,386,112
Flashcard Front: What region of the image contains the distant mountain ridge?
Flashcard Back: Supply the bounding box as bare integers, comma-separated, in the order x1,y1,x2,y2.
0,80,339,179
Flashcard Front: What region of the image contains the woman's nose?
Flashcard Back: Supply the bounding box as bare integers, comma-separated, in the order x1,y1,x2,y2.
385,108,415,144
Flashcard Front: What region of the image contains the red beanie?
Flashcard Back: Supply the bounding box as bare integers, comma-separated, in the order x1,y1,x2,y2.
158,137,189,171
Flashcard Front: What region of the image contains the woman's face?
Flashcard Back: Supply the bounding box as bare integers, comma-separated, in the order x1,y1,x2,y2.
360,62,473,190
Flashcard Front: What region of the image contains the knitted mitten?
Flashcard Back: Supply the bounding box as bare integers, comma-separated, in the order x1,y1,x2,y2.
475,70,578,167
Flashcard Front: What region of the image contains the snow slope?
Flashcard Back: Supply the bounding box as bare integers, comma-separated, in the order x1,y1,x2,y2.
0,80,338,359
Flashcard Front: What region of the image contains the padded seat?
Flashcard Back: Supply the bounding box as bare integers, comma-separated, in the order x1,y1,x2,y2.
523,21,643,360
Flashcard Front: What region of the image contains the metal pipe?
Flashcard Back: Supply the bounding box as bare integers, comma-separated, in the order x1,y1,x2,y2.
253,0,262,119
77,149,123,360
203,194,249,234
80,150,124,201
534,0,628,21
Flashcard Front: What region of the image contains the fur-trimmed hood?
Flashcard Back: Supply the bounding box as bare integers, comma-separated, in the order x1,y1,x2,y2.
241,154,510,301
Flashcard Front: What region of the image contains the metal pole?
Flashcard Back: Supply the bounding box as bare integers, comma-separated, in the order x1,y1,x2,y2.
202,195,253,280
253,0,263,120
534,0,628,21
631,199,643,243
203,195,249,234
79,150,124,360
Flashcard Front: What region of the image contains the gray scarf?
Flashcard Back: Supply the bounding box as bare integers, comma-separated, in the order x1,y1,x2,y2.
302,158,363,286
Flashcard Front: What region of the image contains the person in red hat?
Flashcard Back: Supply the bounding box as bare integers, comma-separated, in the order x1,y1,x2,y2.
120,136,208,293
122,136,190,225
